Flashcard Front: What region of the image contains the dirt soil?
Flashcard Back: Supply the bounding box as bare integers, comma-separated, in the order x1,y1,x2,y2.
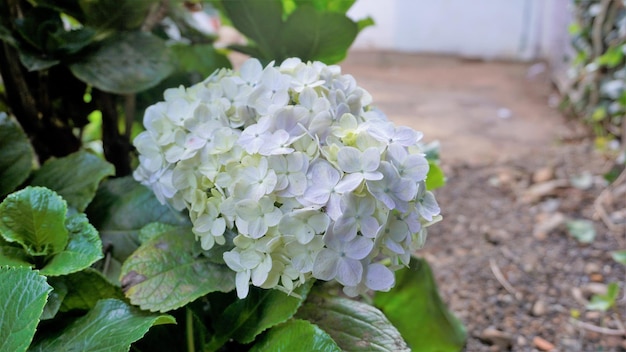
342,51,626,352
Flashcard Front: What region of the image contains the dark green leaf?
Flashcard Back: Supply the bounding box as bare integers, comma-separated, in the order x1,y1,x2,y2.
41,278,68,320
280,5,358,63
171,43,231,80
40,213,103,276
374,257,466,352
69,31,174,94
206,283,311,350
120,226,235,312
0,240,33,268
30,0,85,21
297,291,409,351
426,161,446,190
222,0,284,60
59,268,125,312
79,0,159,30
0,112,34,197
30,298,175,352
611,250,626,266
30,150,114,212
249,319,341,352
18,51,60,71
0,187,68,256
0,266,52,352
86,177,188,263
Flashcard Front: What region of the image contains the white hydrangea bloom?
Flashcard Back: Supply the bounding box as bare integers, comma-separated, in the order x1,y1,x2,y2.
133,57,441,298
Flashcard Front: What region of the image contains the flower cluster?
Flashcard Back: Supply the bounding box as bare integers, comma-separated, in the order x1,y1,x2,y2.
134,58,441,298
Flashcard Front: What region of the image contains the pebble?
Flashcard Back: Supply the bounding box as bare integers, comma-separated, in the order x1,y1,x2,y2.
584,262,601,275
484,228,511,245
479,327,513,350
590,273,604,282
533,336,555,351
531,300,547,316
533,212,565,240
532,166,555,183
582,282,608,296
522,179,569,203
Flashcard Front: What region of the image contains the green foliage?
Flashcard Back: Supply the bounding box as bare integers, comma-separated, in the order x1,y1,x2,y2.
586,282,620,312
426,161,446,190
611,250,626,265
69,31,175,94
120,225,235,312
249,319,341,352
221,0,369,64
30,150,115,212
564,2,625,149
374,257,467,352
297,289,410,351
29,299,175,352
206,284,311,350
0,187,69,256
0,266,51,352
0,113,34,197
566,219,596,244
57,269,125,312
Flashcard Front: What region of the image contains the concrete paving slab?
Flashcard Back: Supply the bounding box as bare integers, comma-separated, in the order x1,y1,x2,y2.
341,51,567,166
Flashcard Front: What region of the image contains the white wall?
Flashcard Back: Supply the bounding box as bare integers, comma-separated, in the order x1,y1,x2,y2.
348,0,571,62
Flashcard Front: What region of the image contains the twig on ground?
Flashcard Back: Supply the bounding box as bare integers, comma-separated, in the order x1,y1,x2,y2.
489,258,521,300
570,318,626,336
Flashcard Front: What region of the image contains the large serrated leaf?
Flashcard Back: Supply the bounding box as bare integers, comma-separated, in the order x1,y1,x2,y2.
374,257,466,352
0,112,34,197
0,266,52,352
0,187,68,256
30,150,114,212
87,177,187,262
206,283,311,350
69,31,174,94
280,5,358,64
249,319,341,352
59,268,125,312
296,290,410,351
29,298,175,352
39,213,103,276
120,226,234,312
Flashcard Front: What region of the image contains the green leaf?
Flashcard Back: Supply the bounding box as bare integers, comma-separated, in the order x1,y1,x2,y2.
586,282,620,312
280,5,358,64
566,219,596,244
41,278,68,320
0,187,68,256
293,0,356,13
206,284,311,350
18,51,60,71
69,31,174,94
171,43,231,80
426,161,446,190
79,0,159,31
86,176,188,263
120,226,235,312
611,250,626,266
30,298,175,352
597,45,624,68
0,112,34,197
39,214,103,276
222,0,284,60
59,268,125,312
0,240,33,268
374,257,466,352
0,266,52,352
249,319,341,352
296,291,410,351
30,150,114,213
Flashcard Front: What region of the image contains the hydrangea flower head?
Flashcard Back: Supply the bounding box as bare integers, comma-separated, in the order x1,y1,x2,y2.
134,58,441,298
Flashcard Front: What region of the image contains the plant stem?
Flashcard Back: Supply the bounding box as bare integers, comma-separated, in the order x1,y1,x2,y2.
186,307,195,352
